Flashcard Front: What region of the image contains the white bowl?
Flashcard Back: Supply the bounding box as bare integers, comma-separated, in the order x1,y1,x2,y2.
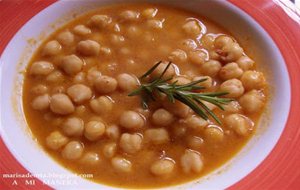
0,0,290,189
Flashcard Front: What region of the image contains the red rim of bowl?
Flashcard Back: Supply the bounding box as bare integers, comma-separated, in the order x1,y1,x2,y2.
0,0,299,189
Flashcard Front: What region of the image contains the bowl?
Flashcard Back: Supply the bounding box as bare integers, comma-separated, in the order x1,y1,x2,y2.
0,0,292,189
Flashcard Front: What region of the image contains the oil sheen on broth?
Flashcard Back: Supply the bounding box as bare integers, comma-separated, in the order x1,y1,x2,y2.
23,3,268,188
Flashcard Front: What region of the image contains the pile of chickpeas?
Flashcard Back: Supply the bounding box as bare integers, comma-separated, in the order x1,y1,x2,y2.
25,4,267,185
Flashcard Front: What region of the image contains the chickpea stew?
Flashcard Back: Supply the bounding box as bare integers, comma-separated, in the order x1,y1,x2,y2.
23,4,268,188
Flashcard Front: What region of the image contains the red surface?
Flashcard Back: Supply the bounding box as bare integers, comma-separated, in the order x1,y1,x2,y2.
0,0,300,189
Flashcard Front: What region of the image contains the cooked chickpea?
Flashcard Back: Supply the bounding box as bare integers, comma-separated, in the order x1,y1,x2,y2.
237,56,254,71
172,125,187,138
180,149,203,173
150,158,175,176
31,84,48,95
168,49,187,63
103,142,117,158
120,111,144,129
142,8,158,18
50,94,74,115
51,86,65,94
30,61,54,76
77,40,100,56
219,62,243,80
152,108,174,126
186,136,204,149
120,133,143,154
67,84,92,104
80,152,100,165
89,15,112,28
61,54,83,75
224,114,254,136
239,90,265,113
110,34,125,45
189,49,208,65
106,125,120,140
182,20,201,36
223,101,242,113
163,100,190,118
73,25,91,36
219,79,245,98
94,75,118,94
90,96,113,115
73,72,86,83
46,71,64,83
31,94,50,111
241,70,266,90
214,35,234,49
201,34,215,49
87,68,101,85
62,141,84,160
42,40,61,56
117,73,139,92
46,131,69,150
61,117,84,137
126,25,142,38
150,62,176,80
99,47,112,55
75,105,86,115
180,39,197,50
111,157,132,173
147,19,163,29
57,31,74,46
201,60,222,77
185,115,208,131
204,126,224,143
145,128,170,145
120,10,139,21
218,43,244,62
193,76,212,89
171,76,191,85
84,120,106,141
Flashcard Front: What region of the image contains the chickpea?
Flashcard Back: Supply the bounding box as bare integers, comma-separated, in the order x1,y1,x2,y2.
103,142,117,158
75,105,86,116
117,73,139,92
57,31,74,46
214,35,234,49
61,117,84,137
201,60,222,77
73,72,86,84
142,8,158,18
182,20,201,36
84,120,106,141
180,149,203,173
126,25,142,38
168,49,187,64
120,10,139,21
150,158,175,176
50,94,75,115
46,71,64,83
171,76,191,85
31,84,48,95
147,19,163,29
163,100,190,118
219,79,245,98
73,25,91,36
209,50,220,60
239,90,265,113
30,61,54,76
31,94,50,111
51,86,65,94
80,152,100,165
46,131,69,150
61,54,83,75
111,157,132,173
185,115,208,131
67,84,92,104
219,62,243,80
87,68,101,85
224,114,254,136
204,125,224,143
223,101,242,113
42,40,61,56
193,76,213,89
218,43,244,62
237,56,254,71
186,136,204,149
62,141,84,160
120,111,144,129
94,75,118,94
201,34,215,49
77,40,100,56
90,96,113,115
89,15,112,28
120,133,142,154
172,125,187,138
145,128,170,145
189,49,208,65
150,62,176,80
110,34,125,45
180,39,197,50
151,108,174,126
241,70,266,90
99,47,112,56
106,125,120,140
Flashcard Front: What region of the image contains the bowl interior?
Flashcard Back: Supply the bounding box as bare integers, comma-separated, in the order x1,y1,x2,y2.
0,0,290,189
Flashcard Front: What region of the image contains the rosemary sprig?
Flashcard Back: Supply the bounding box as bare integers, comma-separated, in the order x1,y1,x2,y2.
128,61,233,124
